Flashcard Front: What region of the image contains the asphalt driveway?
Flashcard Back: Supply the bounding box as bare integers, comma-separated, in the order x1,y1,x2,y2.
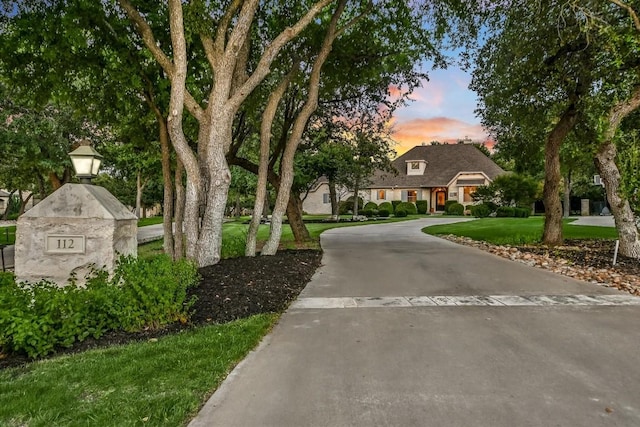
190,218,640,427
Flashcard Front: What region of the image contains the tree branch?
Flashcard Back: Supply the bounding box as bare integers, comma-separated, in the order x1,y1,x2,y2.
117,0,205,121
610,0,640,31
228,0,336,111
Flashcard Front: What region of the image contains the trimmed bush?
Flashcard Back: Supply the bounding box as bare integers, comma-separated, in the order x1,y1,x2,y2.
0,256,199,358
514,207,531,218
397,201,417,215
394,208,408,217
496,206,515,217
445,202,464,216
378,202,393,213
360,209,375,218
378,209,390,217
444,200,458,211
470,203,492,218
363,201,378,211
391,200,402,211
416,200,429,214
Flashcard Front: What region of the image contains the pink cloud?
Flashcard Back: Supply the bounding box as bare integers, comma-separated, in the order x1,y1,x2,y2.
391,117,491,155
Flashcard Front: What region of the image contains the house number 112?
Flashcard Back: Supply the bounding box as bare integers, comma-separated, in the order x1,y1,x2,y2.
46,235,85,254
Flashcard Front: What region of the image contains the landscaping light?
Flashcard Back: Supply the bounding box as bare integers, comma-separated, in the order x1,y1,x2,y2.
69,145,103,184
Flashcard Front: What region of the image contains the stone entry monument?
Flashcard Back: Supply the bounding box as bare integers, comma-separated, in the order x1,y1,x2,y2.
14,183,137,285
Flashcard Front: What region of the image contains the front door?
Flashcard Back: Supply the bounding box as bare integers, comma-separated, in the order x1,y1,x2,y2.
435,191,446,211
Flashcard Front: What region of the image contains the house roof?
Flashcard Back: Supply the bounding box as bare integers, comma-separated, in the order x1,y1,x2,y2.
368,144,505,188
0,190,10,197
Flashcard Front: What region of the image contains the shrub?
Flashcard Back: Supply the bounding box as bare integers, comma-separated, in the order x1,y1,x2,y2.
391,200,402,211
378,209,390,217
470,203,492,218
445,202,464,215
363,201,378,211
378,202,393,213
496,206,515,217
360,209,375,218
416,200,429,214
339,196,365,215
396,201,417,215
514,207,531,218
0,256,199,358
394,208,408,217
444,200,458,211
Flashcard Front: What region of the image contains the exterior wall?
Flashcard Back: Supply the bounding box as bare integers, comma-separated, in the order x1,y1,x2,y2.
302,182,332,215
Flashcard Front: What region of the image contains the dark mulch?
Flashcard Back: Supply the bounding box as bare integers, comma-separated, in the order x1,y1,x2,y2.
517,239,640,275
0,250,322,370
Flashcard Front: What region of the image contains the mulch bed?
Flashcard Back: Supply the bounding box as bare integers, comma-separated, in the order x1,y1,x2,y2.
0,250,322,370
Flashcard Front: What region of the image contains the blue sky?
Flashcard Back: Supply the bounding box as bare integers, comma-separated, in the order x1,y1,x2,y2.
390,64,490,155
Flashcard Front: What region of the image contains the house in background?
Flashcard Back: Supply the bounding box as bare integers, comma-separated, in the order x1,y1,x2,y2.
0,190,9,214
302,143,506,215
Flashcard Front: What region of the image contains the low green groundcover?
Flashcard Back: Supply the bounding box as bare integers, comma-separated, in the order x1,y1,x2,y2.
0,255,199,358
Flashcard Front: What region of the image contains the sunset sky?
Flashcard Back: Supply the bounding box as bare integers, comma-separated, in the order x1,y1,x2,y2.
390,65,490,156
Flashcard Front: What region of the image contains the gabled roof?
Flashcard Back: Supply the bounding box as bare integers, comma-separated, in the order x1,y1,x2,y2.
368,144,505,188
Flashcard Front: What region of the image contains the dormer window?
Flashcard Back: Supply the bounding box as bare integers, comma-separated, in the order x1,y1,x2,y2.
406,159,426,175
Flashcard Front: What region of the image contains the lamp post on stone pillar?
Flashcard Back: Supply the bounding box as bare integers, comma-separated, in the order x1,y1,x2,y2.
69,145,103,185
15,144,138,286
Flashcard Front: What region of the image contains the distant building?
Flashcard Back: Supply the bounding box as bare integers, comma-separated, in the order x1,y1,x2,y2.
303,144,506,214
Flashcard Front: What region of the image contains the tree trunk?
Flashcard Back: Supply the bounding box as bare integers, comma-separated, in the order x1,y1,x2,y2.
261,0,345,256
593,86,640,258
174,159,185,259
246,68,295,256
542,106,578,246
329,178,339,220
287,193,311,242
595,141,640,257
154,106,175,259
18,191,33,215
194,123,232,266
135,172,143,218
2,190,16,220
563,171,571,218
352,179,360,218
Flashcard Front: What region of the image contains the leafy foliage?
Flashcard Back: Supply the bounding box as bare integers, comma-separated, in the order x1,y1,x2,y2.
396,201,417,215
470,203,493,218
445,202,464,216
473,174,538,208
0,256,198,358
416,200,429,214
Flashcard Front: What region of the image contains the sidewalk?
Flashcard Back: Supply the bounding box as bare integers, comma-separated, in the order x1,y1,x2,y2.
569,216,615,227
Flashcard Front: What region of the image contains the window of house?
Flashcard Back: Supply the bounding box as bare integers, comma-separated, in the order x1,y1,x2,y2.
411,161,420,169
463,187,475,203
322,193,330,204
377,190,386,200
407,190,417,203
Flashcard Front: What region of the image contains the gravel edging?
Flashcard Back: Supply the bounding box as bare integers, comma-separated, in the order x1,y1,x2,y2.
439,234,640,297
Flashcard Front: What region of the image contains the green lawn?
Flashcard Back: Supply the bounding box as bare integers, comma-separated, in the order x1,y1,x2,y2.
0,314,276,427
422,217,618,245
137,216,164,227
0,226,16,245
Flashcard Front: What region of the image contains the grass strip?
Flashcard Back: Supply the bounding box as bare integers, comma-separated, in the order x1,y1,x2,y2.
422,217,618,245
0,226,16,245
0,314,277,427
137,217,164,227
